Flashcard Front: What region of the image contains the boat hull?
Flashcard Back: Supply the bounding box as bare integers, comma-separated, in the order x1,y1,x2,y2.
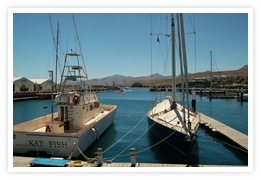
147,116,196,159
13,105,117,159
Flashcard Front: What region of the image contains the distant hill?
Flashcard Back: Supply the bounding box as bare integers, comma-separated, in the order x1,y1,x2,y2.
90,73,166,86
239,65,248,70
89,65,248,86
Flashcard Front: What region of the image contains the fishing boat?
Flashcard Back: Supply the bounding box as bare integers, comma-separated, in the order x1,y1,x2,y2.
13,15,117,159
37,92,57,100
147,13,200,159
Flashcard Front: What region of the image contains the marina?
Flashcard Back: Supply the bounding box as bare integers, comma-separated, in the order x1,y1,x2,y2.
12,88,249,167
12,109,248,167
11,12,250,171
149,87,248,101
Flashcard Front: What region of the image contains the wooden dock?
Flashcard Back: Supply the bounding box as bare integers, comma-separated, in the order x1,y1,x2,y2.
198,113,248,151
12,156,245,167
11,156,182,167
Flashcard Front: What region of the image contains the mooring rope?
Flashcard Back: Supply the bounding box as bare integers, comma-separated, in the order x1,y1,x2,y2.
103,113,148,155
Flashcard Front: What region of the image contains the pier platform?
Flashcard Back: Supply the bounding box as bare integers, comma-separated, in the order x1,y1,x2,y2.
198,113,248,151
12,156,245,167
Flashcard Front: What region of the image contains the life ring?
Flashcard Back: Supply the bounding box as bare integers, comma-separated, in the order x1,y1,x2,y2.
73,95,78,104
69,160,84,167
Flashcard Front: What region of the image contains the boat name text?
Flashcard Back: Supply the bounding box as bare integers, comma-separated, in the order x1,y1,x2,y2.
28,140,68,148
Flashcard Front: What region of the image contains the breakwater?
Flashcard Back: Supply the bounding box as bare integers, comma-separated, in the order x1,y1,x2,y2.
13,86,120,101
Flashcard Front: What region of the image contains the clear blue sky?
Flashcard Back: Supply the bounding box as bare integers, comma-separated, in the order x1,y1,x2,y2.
13,10,249,80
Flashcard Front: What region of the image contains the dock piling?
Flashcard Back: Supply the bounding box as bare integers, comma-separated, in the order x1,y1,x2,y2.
96,148,103,166
130,148,137,167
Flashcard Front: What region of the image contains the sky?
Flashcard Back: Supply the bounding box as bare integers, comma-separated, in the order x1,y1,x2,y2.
12,9,250,80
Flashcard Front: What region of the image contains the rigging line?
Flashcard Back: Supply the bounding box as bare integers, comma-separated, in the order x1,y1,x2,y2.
193,14,197,74
48,14,63,86
48,14,56,56
212,54,221,77
48,14,61,82
179,14,197,74
103,113,148,155
150,30,153,100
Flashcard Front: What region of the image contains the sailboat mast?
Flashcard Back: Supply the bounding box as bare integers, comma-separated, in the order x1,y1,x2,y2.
210,50,213,89
49,70,54,122
55,22,59,92
171,13,176,107
179,13,191,131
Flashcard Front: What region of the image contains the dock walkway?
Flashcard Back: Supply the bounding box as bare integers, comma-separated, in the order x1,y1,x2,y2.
12,156,245,167
199,113,248,151
12,156,189,167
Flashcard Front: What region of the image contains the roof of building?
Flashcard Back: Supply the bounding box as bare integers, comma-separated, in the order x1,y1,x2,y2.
13,77,24,81
29,79,51,84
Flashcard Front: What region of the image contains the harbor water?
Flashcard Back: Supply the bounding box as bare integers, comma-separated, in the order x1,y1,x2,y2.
13,88,248,166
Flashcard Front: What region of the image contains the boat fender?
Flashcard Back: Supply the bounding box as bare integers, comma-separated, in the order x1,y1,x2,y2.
91,127,96,132
91,127,99,139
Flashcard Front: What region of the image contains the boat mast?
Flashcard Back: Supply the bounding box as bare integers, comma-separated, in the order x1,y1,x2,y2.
171,13,176,108
178,13,191,132
49,70,54,122
55,22,59,92
177,13,186,117
210,50,213,89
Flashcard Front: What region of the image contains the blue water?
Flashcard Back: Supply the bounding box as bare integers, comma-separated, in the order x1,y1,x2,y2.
13,88,248,165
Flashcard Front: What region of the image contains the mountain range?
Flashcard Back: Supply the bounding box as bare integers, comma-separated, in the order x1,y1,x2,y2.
89,65,248,86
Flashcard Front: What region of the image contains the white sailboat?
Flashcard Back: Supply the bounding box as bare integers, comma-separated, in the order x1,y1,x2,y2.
147,13,200,159
13,14,117,159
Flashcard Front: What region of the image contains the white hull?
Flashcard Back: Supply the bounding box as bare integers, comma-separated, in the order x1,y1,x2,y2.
13,104,117,158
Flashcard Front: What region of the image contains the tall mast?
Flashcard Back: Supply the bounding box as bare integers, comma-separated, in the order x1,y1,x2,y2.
171,13,176,108
55,22,59,92
179,13,191,132
210,50,213,89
